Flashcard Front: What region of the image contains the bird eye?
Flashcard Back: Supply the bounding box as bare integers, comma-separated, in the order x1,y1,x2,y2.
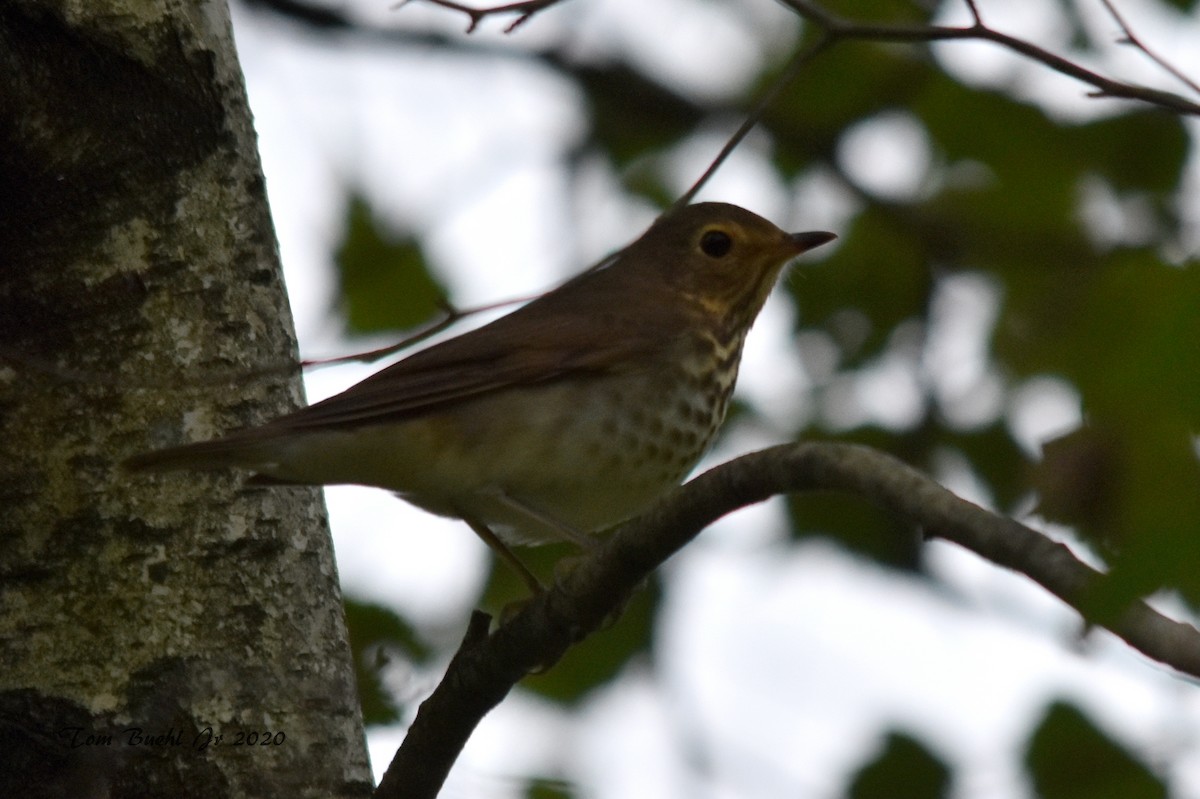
699,230,733,258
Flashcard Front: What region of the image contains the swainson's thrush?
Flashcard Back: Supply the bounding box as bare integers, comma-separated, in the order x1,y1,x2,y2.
126,202,835,587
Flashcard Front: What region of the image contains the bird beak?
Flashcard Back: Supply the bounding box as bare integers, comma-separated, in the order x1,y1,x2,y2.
788,230,837,253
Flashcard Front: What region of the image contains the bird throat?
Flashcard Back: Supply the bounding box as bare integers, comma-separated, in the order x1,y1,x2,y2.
666,326,749,467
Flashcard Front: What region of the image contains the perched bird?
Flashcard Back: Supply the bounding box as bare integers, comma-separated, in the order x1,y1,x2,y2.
126,202,835,589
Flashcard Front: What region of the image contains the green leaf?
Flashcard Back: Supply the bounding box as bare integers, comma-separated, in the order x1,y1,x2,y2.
1081,112,1188,194
915,80,1083,240
1008,251,1200,606
1026,702,1165,799
524,775,575,799
344,597,433,726
524,574,659,704
815,0,940,23
791,206,932,364
334,194,445,334
938,424,1031,510
783,428,917,562
848,732,951,799
787,488,923,570
1003,250,1200,422
480,541,575,612
765,42,930,161
572,62,703,167
912,80,1185,266
478,546,660,704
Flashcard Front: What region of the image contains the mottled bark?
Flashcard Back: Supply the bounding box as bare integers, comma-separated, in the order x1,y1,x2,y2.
0,1,371,796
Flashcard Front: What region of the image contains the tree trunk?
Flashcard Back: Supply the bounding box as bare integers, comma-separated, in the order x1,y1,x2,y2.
0,1,372,796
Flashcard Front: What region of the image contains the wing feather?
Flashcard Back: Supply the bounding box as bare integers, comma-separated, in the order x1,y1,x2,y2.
263,270,682,433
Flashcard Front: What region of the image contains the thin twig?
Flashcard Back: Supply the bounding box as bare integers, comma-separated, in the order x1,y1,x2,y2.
396,0,568,33
1100,0,1200,96
299,294,538,371
675,34,833,209
775,0,1200,115
361,0,1199,227
683,0,1196,205
963,0,983,27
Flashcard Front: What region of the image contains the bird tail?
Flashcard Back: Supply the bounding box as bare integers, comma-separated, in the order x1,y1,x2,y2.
122,434,274,474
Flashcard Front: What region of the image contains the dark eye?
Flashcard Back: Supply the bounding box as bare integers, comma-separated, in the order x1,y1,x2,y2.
699,230,732,258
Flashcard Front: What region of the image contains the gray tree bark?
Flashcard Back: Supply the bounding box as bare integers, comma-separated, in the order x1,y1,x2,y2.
0,1,372,796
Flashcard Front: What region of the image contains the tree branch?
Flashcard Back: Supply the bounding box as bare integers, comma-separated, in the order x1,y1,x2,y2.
299,293,539,371
373,441,1200,799
1100,0,1200,96
398,0,571,33
776,0,1200,115
676,33,833,208
252,0,1200,215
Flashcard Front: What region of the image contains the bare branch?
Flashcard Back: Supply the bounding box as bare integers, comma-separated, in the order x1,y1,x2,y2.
264,0,1200,211
1100,0,1200,96
373,442,1200,799
963,0,983,27
775,0,1200,115
299,293,538,371
398,0,569,33
680,0,1198,201
676,34,833,209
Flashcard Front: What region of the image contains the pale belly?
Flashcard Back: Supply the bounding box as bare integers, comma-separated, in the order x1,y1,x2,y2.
262,370,733,545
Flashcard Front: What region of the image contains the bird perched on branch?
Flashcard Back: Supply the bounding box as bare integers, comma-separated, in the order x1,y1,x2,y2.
126,202,836,590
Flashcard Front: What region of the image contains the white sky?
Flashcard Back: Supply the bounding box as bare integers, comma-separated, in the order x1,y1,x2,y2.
231,1,1200,796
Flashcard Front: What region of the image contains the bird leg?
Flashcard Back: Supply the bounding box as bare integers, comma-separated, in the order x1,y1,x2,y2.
461,514,545,595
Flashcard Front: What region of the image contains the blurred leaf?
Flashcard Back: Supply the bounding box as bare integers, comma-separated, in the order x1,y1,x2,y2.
766,42,929,165
1027,702,1165,799
335,194,445,334
619,157,677,210
1033,426,1122,537
479,545,660,704
786,430,925,569
788,490,923,570
848,732,950,799
524,776,575,799
571,62,703,167
792,207,932,364
480,541,575,611
939,424,1032,510
525,574,659,704
1039,417,1200,614
895,72,1197,607
344,597,433,726
1003,250,1200,422
816,0,939,23
1007,250,1200,606
1056,0,1095,51
1082,112,1188,194
913,79,1184,264
915,80,1084,243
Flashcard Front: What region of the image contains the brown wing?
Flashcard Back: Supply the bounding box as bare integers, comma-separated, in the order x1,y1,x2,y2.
123,270,675,473
260,266,683,433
